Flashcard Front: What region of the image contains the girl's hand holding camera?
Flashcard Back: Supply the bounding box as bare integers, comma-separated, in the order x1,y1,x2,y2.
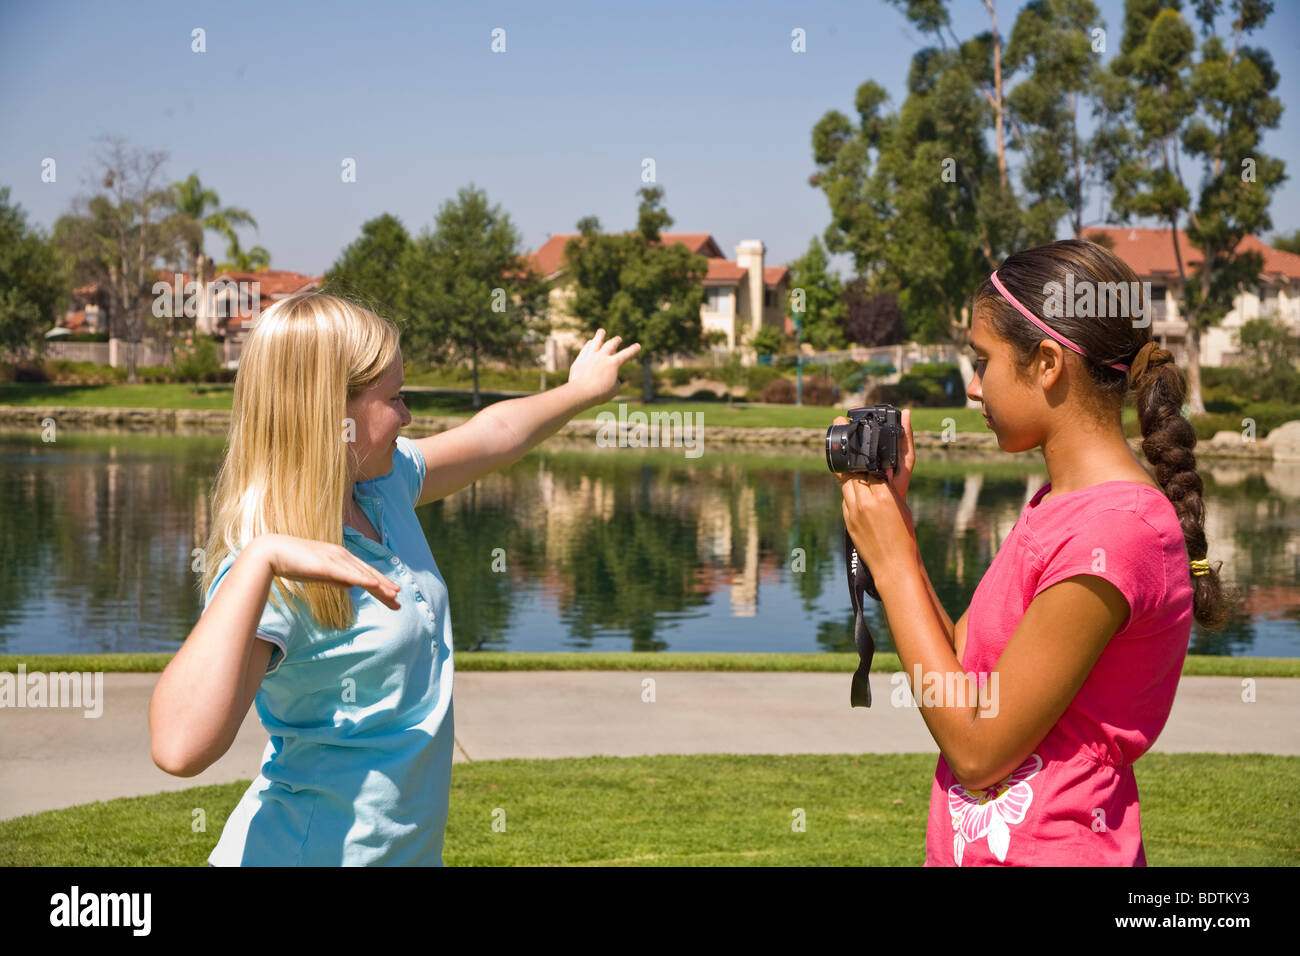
249,533,402,610
566,328,642,406
835,407,918,570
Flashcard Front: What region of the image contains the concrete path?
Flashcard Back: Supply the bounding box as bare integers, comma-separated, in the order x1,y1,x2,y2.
2,672,1296,822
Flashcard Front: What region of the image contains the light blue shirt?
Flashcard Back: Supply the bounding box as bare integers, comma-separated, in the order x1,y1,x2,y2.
204,436,455,866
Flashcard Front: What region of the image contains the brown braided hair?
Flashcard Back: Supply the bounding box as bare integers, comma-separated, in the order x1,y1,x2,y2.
973,239,1231,629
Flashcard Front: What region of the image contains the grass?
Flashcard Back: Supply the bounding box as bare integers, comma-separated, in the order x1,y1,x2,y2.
0,383,1006,432
3,652,1298,677
0,381,1160,436
0,382,235,409
1,753,1293,866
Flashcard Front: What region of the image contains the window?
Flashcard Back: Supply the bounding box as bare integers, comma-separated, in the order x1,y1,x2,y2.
764,289,774,308
705,287,731,313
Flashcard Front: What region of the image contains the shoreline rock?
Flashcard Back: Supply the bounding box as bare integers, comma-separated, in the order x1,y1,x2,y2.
0,404,1282,460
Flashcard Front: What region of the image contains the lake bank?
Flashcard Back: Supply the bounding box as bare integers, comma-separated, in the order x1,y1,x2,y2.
0,402,1282,459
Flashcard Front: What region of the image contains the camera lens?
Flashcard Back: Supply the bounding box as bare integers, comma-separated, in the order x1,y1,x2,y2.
825,423,851,473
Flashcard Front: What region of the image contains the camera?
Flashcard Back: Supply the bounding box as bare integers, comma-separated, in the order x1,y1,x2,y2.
825,405,902,477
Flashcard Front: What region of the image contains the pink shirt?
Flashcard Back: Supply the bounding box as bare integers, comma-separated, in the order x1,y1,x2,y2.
924,480,1194,866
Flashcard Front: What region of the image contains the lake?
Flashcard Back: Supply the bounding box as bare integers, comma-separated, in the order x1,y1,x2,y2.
1,430,1296,658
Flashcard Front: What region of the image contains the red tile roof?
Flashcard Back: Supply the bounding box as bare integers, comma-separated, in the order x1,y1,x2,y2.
1084,227,1300,281
530,233,788,286
528,232,725,276
208,269,322,297
705,260,748,282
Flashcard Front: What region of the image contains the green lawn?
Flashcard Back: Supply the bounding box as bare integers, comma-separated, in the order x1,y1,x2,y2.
5,651,1296,677
0,382,236,409
1,753,1293,866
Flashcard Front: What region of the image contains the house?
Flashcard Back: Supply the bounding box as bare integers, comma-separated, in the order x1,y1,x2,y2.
526,233,791,370
1083,227,1300,367
51,269,321,367
201,269,323,342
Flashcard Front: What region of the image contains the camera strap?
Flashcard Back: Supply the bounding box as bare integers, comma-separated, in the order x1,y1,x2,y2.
845,527,880,708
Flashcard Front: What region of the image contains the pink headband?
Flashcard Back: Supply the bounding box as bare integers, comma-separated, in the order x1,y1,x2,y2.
989,270,1130,372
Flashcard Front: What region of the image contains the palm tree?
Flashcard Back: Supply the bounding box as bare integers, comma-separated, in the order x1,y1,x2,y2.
216,235,271,273
167,173,257,336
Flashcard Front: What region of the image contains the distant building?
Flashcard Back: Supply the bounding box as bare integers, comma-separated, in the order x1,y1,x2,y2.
201,269,322,342
59,283,111,335
52,268,322,368
1084,227,1300,367
526,233,790,370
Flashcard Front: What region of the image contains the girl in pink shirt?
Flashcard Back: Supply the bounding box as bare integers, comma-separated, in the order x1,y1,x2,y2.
836,238,1231,866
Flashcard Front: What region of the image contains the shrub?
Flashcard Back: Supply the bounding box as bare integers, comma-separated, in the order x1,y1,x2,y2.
828,359,863,385
10,362,51,383
760,377,797,404
744,365,785,397
172,337,224,385
665,366,698,387
799,373,839,406
752,326,786,357
876,362,965,407
618,360,644,385
687,388,723,401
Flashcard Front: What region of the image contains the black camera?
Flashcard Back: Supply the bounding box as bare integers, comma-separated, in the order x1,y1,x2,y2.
825,404,902,477
826,404,903,709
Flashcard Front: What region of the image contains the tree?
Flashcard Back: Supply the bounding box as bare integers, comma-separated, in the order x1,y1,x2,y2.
1271,229,1300,254
1004,0,1106,242
843,281,906,346
51,136,185,383
0,186,69,359
322,213,413,321
564,186,708,403
814,1,1131,342
1235,316,1300,403
1104,0,1286,414
401,184,547,409
811,6,1022,343
786,236,846,350
166,173,257,337
215,234,270,273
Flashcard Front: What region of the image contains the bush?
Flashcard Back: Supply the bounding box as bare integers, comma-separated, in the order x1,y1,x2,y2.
665,366,698,387
876,362,965,407
744,365,785,396
828,359,863,385
172,337,224,385
760,377,797,404
799,374,839,406
618,360,644,385
687,388,723,401
752,326,785,357
10,362,51,383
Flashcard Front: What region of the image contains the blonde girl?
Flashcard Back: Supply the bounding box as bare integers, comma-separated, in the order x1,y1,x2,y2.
837,238,1228,866
149,291,638,865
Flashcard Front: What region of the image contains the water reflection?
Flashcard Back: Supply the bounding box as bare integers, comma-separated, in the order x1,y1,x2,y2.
0,431,1296,657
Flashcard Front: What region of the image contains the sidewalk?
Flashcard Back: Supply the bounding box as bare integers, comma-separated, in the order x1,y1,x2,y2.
2,672,1296,822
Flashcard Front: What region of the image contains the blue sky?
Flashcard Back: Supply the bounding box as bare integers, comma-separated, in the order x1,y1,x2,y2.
2,0,1298,278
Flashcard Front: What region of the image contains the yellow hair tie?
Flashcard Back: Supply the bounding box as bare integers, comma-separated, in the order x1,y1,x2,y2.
1189,559,1211,577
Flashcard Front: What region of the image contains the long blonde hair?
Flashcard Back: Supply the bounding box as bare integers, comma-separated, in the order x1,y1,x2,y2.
201,291,401,631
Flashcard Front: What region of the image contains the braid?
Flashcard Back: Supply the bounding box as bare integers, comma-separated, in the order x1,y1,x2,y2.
1131,349,1233,629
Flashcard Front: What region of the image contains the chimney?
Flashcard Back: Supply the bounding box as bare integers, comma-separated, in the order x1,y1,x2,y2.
735,240,765,337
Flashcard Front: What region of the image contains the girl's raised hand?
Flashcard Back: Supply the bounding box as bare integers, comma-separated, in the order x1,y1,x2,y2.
567,328,642,406
250,534,402,610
